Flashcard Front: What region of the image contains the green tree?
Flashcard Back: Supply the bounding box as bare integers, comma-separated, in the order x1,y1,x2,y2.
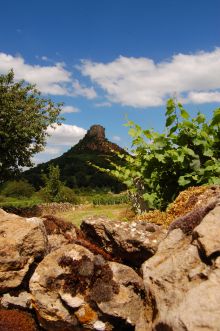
41,165,63,202
39,165,78,203
0,70,63,181
105,99,220,211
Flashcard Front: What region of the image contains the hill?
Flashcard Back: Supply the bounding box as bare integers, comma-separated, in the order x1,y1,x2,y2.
23,125,127,192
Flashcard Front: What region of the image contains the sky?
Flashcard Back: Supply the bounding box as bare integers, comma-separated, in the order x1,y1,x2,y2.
0,0,220,164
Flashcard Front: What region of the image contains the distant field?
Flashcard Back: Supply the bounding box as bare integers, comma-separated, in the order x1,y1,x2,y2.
55,203,134,227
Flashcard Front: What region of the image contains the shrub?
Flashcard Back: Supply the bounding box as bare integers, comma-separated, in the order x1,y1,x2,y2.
55,186,80,203
104,99,220,211
1,180,35,198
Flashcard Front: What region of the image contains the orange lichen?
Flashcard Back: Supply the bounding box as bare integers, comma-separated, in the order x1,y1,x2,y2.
135,185,220,228
75,304,97,324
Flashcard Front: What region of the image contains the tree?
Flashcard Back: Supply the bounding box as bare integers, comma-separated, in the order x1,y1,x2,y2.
41,165,62,201
105,99,220,212
0,70,63,181
39,165,78,203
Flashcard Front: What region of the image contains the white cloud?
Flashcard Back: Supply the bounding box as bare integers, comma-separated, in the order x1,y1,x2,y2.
0,52,97,99
72,79,97,99
46,123,86,146
80,48,220,107
33,123,87,164
61,105,80,113
95,101,112,107
112,135,121,142
0,52,71,95
187,91,220,104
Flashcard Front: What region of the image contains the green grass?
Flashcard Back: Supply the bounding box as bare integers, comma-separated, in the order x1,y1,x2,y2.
55,203,134,227
0,195,42,208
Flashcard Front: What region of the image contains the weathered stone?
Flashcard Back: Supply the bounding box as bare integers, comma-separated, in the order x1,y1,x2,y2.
0,209,48,293
168,198,218,235
142,211,220,331
193,204,220,257
0,291,32,309
0,309,38,331
30,243,147,330
81,217,166,267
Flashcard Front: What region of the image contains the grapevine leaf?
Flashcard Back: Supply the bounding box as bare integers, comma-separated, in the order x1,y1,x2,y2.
166,115,176,127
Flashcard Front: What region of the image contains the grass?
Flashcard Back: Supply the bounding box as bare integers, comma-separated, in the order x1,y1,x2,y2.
55,203,134,227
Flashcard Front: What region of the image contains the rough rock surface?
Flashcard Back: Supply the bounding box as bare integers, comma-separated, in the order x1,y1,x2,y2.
73,124,125,154
0,309,39,331
1,291,32,309
42,214,77,251
142,202,220,331
0,209,48,293
30,243,147,331
81,217,166,267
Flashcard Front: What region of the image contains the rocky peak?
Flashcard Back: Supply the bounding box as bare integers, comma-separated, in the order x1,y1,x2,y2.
86,125,105,141
72,124,125,154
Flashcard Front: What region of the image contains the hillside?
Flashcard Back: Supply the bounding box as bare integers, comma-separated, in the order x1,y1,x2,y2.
23,125,127,192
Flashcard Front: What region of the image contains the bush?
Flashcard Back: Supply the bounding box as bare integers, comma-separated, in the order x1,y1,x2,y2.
37,185,79,204
55,186,80,204
1,180,35,198
105,99,220,211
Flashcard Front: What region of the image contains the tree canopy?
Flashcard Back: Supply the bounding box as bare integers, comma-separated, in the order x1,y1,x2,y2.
0,70,63,181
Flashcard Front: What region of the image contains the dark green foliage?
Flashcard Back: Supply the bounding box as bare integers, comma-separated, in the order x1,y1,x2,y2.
106,99,220,211
24,152,126,192
0,70,63,181
38,164,79,203
92,192,129,205
1,180,35,198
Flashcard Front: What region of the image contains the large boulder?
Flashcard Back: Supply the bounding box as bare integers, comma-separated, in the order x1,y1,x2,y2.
142,201,220,331
30,243,147,331
80,217,166,267
0,209,48,293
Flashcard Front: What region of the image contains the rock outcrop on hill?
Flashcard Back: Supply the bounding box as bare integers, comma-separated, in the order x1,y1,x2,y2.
24,124,126,191
1,185,220,330
73,124,125,154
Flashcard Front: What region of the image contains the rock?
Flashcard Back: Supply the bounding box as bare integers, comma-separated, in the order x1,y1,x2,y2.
30,243,147,331
142,203,220,331
81,217,166,267
167,198,218,235
41,214,77,251
193,203,220,257
0,291,32,309
0,209,48,293
0,309,39,331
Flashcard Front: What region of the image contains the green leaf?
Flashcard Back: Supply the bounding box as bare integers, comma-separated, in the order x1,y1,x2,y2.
196,113,206,124
180,108,190,119
211,108,220,126
166,115,176,127
178,176,192,186
166,99,175,116
128,128,136,137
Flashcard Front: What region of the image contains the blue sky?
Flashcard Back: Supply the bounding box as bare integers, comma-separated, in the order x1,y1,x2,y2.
0,0,220,164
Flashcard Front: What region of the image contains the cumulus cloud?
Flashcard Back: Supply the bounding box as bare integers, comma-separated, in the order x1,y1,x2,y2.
80,48,220,107
72,79,97,99
46,123,86,146
33,123,86,164
0,52,71,95
0,52,97,99
61,105,80,113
